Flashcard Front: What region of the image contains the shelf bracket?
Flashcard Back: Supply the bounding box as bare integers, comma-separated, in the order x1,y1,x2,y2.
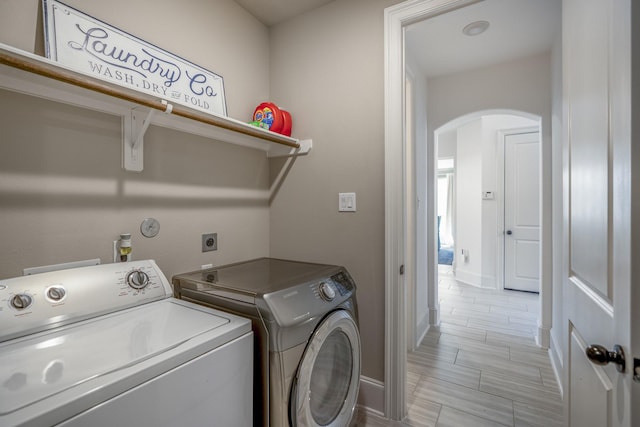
267,138,313,158
123,100,173,172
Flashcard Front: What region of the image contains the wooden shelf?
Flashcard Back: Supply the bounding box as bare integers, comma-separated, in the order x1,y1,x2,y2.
0,43,311,171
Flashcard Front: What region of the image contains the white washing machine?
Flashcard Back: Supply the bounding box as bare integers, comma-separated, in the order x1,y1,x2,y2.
172,258,361,427
0,260,253,427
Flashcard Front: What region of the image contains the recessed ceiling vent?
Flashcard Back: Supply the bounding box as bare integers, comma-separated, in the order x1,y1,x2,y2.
462,20,490,36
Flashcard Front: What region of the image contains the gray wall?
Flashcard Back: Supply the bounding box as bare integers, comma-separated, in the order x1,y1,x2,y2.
268,0,401,381
0,0,402,384
0,0,273,279
427,52,552,132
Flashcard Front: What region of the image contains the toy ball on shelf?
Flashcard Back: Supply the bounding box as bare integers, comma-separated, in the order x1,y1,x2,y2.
251,102,292,136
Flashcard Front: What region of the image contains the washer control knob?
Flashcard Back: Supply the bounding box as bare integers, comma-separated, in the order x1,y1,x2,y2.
46,286,66,302
10,294,33,310
126,270,150,290
318,282,336,301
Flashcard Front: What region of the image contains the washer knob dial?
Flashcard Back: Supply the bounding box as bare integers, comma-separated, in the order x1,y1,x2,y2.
126,270,150,290
10,294,33,310
318,282,336,301
46,286,66,302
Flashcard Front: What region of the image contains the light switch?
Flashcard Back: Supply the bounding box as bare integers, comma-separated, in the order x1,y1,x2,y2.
482,191,495,200
339,192,356,212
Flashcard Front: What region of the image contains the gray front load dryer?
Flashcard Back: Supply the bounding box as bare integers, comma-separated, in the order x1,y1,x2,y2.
172,258,361,427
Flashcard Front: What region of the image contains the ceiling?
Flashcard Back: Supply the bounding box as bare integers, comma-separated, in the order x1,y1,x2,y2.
234,0,335,26
405,0,561,78
235,0,561,77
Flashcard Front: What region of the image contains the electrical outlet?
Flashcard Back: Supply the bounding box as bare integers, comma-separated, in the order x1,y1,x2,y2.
201,233,217,252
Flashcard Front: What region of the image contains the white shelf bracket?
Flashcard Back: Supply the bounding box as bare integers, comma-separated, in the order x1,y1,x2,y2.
267,138,313,158
296,139,313,156
122,100,173,172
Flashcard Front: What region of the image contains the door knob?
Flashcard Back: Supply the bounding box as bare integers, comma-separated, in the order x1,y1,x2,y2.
586,344,626,373
506,230,513,235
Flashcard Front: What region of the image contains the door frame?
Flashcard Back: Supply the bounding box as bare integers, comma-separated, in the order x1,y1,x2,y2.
384,0,553,419
384,0,482,419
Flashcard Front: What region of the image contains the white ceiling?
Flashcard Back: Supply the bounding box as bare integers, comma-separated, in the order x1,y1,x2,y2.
235,0,561,77
234,0,335,26
405,0,561,77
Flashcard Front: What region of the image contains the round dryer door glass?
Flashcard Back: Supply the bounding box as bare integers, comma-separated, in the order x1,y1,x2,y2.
309,329,352,424
292,310,361,427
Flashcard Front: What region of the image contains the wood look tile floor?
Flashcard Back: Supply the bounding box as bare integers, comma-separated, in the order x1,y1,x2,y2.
351,266,564,427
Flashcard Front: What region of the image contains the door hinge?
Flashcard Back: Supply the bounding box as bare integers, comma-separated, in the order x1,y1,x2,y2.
399,264,405,275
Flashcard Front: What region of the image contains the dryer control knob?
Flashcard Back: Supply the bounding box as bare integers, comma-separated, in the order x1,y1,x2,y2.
318,282,336,301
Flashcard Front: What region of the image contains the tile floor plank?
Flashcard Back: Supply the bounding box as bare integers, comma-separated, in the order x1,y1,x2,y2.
407,351,481,389
438,333,511,359
413,377,514,426
456,349,543,384
512,401,564,427
479,371,563,409
436,406,512,427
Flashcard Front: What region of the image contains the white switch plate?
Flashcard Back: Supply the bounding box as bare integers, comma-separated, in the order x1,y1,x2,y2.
339,192,356,212
482,191,495,200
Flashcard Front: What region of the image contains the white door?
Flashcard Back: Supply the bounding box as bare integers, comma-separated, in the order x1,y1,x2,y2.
564,0,636,425
504,131,540,293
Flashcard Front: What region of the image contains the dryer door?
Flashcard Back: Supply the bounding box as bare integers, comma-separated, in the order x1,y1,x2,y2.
290,310,361,427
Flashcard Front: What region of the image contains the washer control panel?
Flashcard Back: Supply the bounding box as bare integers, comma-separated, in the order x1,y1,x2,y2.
0,260,172,343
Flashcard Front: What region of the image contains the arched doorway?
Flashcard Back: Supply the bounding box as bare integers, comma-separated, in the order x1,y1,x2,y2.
432,111,542,302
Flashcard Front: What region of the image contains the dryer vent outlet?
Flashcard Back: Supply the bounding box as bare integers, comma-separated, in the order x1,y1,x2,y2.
201,233,217,252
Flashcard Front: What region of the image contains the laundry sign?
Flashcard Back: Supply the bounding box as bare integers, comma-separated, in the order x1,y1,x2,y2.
42,0,227,116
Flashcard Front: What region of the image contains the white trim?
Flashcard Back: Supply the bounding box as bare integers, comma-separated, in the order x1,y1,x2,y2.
428,306,440,326
404,67,417,352
384,0,482,420
383,1,406,420
536,324,551,349
454,268,482,287
549,331,564,397
356,376,385,415
415,312,430,346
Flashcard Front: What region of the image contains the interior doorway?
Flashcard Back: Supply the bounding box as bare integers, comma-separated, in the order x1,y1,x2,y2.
384,0,560,419
434,113,540,292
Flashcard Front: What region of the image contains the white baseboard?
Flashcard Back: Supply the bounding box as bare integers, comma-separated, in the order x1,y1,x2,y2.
454,268,482,287
429,304,440,326
357,376,384,415
415,313,430,347
537,324,551,349
481,274,497,289
549,332,564,397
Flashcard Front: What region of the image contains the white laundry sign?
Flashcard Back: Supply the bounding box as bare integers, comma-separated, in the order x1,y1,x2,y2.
42,0,227,116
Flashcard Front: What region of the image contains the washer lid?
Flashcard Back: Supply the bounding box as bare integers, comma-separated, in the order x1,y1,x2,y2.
0,299,230,415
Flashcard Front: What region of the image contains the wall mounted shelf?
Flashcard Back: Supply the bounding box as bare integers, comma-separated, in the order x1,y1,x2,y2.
0,43,311,172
